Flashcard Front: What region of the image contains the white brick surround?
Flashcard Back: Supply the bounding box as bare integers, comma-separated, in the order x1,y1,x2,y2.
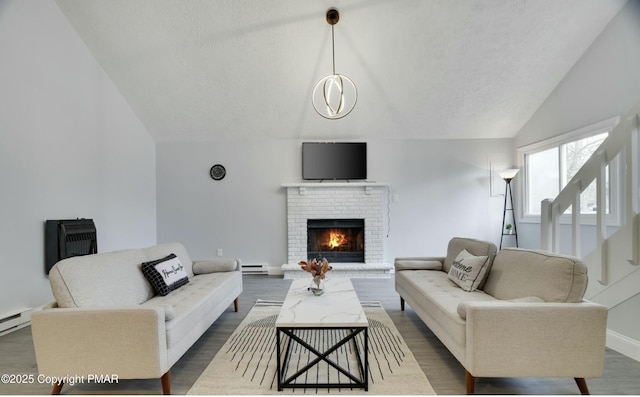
283,183,387,265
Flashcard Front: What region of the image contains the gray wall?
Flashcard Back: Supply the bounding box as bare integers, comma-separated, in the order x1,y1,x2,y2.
157,138,511,268
0,1,157,315
513,0,640,349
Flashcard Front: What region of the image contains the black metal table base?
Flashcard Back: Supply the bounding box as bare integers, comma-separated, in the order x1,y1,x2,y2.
276,326,368,391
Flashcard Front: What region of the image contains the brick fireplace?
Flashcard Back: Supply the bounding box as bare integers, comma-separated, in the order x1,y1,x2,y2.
281,183,392,278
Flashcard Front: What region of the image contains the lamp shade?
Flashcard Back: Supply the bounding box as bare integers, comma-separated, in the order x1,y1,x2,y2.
498,168,520,180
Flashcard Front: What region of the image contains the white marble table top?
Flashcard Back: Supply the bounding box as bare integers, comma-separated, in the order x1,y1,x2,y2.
275,277,368,328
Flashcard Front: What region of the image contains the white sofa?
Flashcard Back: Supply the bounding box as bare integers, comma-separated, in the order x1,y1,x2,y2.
31,242,243,394
395,237,608,394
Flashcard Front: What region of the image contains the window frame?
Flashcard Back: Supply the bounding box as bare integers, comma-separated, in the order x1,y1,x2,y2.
517,116,622,226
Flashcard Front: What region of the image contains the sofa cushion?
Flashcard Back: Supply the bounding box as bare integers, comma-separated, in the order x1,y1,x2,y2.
456,296,545,320
443,238,497,287
144,271,242,351
139,303,177,321
161,304,177,321
49,249,155,308
482,248,588,303
395,269,496,351
447,249,490,292
141,253,190,296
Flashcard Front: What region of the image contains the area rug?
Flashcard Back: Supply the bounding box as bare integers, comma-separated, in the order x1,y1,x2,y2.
188,300,435,395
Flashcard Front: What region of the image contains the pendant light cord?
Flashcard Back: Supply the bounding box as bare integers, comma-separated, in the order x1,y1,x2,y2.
331,24,336,75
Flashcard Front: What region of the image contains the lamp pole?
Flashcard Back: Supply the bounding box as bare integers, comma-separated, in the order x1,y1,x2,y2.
499,169,520,250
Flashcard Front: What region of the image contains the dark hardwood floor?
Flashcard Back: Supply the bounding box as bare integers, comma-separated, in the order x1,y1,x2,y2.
1,275,639,395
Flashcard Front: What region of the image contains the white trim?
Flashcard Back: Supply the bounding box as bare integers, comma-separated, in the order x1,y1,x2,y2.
517,116,621,224
518,116,620,154
607,329,640,363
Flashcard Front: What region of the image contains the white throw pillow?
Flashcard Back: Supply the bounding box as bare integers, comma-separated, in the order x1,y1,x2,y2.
141,253,189,296
447,249,489,292
193,259,238,274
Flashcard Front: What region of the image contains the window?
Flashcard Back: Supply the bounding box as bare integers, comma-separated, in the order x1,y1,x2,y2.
518,117,620,223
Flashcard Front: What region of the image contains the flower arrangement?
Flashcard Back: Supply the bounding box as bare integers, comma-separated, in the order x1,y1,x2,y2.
298,258,332,295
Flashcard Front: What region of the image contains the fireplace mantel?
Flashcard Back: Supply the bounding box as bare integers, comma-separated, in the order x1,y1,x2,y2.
281,182,388,187
281,182,388,196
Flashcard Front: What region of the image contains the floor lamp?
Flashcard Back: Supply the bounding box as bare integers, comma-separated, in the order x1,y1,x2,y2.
499,168,519,250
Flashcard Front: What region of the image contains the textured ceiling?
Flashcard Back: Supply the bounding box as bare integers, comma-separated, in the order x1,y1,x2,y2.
55,0,627,142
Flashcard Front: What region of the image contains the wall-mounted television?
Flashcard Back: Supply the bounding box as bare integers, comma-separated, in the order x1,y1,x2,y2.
302,142,367,180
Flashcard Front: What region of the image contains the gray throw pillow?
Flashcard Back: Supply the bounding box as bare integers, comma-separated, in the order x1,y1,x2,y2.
394,260,443,271
447,249,490,292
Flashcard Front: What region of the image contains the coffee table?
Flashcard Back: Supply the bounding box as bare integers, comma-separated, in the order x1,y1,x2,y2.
275,277,369,391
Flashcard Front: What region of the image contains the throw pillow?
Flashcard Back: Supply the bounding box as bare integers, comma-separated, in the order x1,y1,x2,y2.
192,259,238,274
141,253,189,296
447,249,489,292
394,259,443,271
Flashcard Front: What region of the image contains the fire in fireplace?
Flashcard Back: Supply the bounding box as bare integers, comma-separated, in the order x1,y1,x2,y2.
307,219,364,263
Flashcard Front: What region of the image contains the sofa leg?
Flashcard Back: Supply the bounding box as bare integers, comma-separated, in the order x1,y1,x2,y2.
161,371,171,395
465,370,475,394
574,377,590,395
400,297,405,311
233,298,239,312
51,381,64,395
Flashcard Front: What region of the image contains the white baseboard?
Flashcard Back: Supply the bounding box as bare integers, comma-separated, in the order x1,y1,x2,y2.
607,329,640,362
240,263,268,275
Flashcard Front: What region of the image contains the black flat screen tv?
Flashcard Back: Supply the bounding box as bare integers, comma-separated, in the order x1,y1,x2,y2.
302,142,367,180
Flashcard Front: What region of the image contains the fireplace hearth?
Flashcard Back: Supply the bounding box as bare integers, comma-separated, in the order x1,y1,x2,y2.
307,219,364,263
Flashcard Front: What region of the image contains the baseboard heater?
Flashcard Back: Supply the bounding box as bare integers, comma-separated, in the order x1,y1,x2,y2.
0,307,33,335
241,263,268,275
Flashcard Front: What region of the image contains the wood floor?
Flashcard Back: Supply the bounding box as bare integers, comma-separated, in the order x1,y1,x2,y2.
1,275,639,395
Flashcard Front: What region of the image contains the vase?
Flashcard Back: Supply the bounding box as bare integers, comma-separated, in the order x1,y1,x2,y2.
308,277,325,296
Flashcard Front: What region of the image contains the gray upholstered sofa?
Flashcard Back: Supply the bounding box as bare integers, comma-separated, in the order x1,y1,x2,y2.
395,237,608,394
31,242,242,394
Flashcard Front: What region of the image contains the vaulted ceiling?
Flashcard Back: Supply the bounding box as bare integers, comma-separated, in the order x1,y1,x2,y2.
55,0,627,142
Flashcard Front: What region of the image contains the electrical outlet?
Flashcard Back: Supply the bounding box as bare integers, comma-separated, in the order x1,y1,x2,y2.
217,248,223,257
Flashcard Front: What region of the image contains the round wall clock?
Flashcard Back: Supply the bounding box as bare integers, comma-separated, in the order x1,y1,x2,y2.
209,164,226,180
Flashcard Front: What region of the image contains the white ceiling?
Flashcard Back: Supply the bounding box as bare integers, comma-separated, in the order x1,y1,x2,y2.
55,0,627,142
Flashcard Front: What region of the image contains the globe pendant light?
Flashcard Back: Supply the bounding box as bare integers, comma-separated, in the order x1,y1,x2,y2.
312,8,357,119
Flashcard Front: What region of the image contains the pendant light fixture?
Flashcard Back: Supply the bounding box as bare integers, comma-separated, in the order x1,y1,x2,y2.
312,8,357,119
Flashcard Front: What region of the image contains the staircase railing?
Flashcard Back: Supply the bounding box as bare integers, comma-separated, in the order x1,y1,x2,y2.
540,102,640,285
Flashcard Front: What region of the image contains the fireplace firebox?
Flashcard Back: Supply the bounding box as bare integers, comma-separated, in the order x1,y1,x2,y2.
307,219,364,263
